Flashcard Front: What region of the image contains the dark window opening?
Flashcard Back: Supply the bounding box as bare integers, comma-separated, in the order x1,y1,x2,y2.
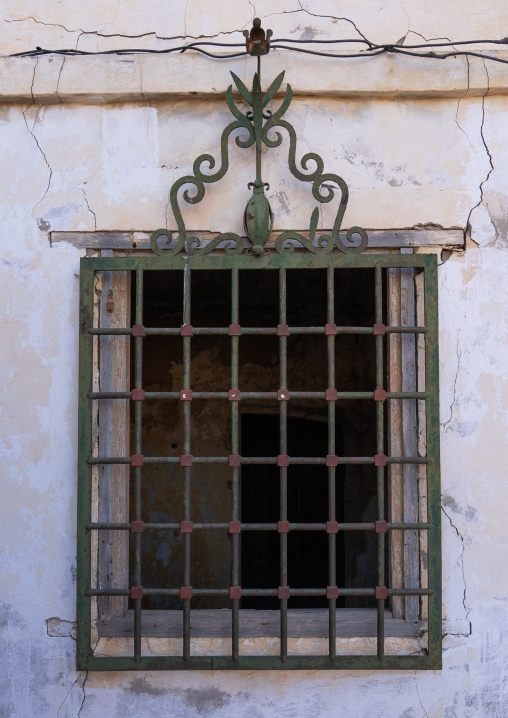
241,413,345,609
128,268,387,611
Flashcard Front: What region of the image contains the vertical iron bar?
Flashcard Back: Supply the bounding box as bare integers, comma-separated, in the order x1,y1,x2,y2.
134,269,143,663
375,264,385,661
279,267,288,661
231,267,240,661
327,264,337,660
183,263,191,661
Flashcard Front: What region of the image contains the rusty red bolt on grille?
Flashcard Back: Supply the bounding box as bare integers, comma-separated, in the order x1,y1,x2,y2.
277,324,290,336
229,454,241,467
326,586,339,599
278,521,290,533
229,586,242,600
373,323,386,336
375,520,388,533
229,521,241,534
131,521,144,533
131,455,144,467
278,389,289,401
277,454,289,467
180,455,193,467
325,388,338,401
131,388,145,401
130,586,143,600
326,521,339,534
278,586,290,600
132,324,146,337
228,388,241,401
325,323,337,336
374,454,387,467
180,587,193,600
326,454,338,467
180,324,193,336
374,389,386,401
180,389,192,401
376,586,388,600
180,521,193,533
228,323,241,336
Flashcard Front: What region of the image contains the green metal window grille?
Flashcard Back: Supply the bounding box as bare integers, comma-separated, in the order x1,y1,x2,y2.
77,251,441,671
77,24,441,669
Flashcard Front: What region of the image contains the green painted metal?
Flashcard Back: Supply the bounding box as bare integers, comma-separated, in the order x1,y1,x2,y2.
77,250,441,671
76,260,94,671
149,62,368,257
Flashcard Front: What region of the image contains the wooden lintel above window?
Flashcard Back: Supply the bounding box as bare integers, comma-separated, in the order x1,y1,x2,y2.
50,228,464,252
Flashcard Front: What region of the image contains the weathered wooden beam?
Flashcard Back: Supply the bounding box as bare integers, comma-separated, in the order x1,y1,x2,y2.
400,249,420,625
97,250,131,620
416,271,429,621
388,266,404,620
98,608,425,639
50,228,464,251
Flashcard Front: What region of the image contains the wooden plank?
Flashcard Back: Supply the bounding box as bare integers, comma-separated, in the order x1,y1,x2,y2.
51,229,464,251
98,609,425,639
416,271,429,621
387,267,404,620
97,251,131,620
90,267,101,637
400,249,420,624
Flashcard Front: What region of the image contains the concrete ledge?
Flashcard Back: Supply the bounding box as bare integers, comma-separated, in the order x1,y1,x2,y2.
0,51,505,104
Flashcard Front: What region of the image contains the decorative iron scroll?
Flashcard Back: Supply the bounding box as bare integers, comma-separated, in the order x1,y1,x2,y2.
151,32,368,257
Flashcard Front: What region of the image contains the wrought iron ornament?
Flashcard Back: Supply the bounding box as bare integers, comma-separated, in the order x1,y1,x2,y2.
151,19,368,257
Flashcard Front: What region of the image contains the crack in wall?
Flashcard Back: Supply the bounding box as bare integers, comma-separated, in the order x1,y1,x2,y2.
80,187,98,230
100,0,121,36
414,676,429,718
263,4,371,44
5,16,80,35
408,30,454,43
455,57,475,150
56,671,85,718
442,505,469,619
22,57,53,213
442,334,461,432
4,15,250,44
77,670,89,718
466,59,494,239
296,2,371,44
247,0,257,22
99,114,112,161
396,0,410,36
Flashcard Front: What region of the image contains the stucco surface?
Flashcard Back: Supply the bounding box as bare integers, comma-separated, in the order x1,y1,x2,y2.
2,2,508,716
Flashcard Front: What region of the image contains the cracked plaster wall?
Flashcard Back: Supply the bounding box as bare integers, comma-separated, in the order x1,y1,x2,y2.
2,0,508,55
2,2,508,717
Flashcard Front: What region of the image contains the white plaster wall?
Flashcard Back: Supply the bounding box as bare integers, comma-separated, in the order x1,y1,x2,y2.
1,2,508,716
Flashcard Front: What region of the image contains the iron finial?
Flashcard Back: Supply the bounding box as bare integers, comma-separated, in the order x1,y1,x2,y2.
243,17,272,56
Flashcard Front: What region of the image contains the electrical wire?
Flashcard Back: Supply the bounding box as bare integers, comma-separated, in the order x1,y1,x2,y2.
8,35,508,66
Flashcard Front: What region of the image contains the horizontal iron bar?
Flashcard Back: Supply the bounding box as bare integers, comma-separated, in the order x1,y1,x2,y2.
85,588,435,597
88,325,429,336
88,391,430,401
87,456,430,465
86,522,433,531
